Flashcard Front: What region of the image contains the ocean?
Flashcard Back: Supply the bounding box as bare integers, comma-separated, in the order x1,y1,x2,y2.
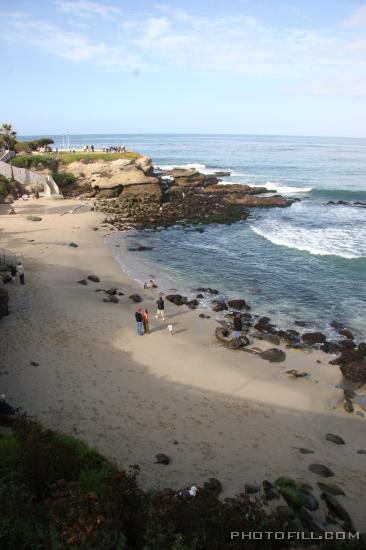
23,134,366,338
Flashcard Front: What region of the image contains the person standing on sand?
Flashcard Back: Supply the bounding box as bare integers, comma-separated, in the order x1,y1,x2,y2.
16,262,25,285
167,323,173,336
233,313,242,339
156,295,165,320
143,309,149,334
135,308,143,335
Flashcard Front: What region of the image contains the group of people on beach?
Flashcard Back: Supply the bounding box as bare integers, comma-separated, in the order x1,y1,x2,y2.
83,145,95,152
101,145,126,153
134,294,173,336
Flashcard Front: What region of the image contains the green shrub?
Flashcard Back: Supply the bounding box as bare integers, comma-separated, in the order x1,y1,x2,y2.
52,171,76,190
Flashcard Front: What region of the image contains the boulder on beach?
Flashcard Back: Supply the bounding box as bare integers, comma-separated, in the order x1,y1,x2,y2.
340,361,366,385
212,300,228,312
301,332,326,345
215,327,230,341
227,299,248,310
26,215,42,222
308,464,334,477
88,275,100,283
155,453,170,465
259,348,286,363
77,279,88,285
325,433,345,445
317,482,345,496
129,294,142,303
166,294,188,306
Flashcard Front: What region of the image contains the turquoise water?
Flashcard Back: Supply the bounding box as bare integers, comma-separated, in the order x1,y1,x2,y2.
22,134,366,338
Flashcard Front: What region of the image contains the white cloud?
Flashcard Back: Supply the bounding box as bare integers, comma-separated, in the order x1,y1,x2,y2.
343,4,366,28
54,0,122,19
3,5,366,97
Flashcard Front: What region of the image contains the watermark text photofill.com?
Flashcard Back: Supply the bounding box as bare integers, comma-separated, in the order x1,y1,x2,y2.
231,531,359,541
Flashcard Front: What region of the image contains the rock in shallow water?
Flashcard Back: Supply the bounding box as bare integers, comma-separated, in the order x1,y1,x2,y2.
301,332,326,345
155,453,170,465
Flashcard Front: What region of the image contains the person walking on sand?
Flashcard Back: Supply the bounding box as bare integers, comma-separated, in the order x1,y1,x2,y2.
135,308,143,335
167,323,173,336
156,295,165,320
143,309,149,334
16,262,25,285
233,313,242,340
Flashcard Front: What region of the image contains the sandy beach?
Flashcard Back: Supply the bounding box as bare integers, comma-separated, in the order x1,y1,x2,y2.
1,196,365,530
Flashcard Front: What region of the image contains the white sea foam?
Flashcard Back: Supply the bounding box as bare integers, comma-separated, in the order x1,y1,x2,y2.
252,182,313,194
155,163,207,172
250,223,366,259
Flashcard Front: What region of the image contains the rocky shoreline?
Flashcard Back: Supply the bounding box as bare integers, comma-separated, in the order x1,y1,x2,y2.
69,157,297,229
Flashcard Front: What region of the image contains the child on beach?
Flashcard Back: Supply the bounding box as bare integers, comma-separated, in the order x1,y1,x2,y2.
167,324,173,336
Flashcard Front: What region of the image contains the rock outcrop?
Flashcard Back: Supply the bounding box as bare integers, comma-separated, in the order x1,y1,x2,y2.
87,162,296,229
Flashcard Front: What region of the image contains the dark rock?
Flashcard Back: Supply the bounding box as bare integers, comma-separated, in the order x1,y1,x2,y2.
285,369,308,378
104,296,118,304
26,215,42,221
196,293,204,299
317,482,345,496
186,299,199,309
301,332,326,345
223,338,245,350
340,361,366,385
278,329,300,345
105,288,118,296
330,348,365,367
321,341,342,354
30,361,39,366
322,493,352,525
227,299,247,310
298,448,314,454
88,275,100,283
297,507,326,534
359,342,366,354
155,453,170,465
339,328,354,340
166,294,188,306
212,300,228,312
357,449,366,454
343,388,355,399
276,478,318,511
344,399,354,413
129,294,142,303
203,478,222,496
337,339,356,351
308,464,334,477
68,242,78,248
245,483,260,494
127,245,153,251
215,327,230,341
252,331,281,345
199,313,206,319
77,279,88,285
259,348,286,363
326,433,345,445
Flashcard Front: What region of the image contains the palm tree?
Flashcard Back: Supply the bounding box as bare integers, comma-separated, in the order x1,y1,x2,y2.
0,123,17,180
0,123,17,151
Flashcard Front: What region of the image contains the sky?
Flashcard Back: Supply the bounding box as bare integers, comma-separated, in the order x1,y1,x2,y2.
1,0,366,137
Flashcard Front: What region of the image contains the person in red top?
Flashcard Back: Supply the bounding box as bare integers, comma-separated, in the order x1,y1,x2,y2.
142,309,150,334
